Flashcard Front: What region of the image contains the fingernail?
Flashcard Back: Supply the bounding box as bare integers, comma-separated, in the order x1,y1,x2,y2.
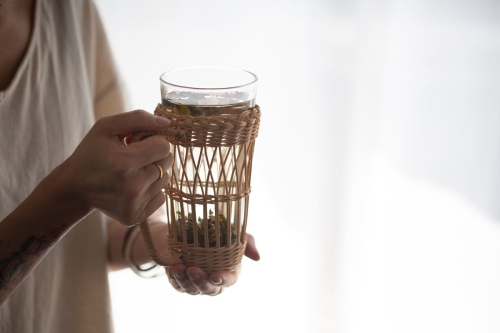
210,277,223,285
187,272,200,281
155,116,171,126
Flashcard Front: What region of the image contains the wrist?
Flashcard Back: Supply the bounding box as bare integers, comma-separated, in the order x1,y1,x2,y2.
129,222,166,265
123,222,165,277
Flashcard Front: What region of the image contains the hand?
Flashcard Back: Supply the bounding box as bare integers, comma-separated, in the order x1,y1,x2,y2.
166,234,260,296
63,110,173,226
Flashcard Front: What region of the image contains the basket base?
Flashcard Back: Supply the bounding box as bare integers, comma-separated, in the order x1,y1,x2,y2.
167,237,247,273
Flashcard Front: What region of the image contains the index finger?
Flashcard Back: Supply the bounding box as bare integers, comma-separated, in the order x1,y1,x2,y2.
98,109,171,136
126,135,171,169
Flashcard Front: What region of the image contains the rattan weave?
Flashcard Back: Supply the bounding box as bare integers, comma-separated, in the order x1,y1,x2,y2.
138,104,261,273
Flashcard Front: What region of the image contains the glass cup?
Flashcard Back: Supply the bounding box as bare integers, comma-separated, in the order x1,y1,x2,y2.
159,67,258,117
139,67,260,272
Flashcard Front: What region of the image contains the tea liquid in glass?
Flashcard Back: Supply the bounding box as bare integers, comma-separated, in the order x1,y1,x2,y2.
162,91,254,117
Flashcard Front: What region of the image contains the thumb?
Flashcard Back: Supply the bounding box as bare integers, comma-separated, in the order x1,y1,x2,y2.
99,109,171,136
244,233,260,261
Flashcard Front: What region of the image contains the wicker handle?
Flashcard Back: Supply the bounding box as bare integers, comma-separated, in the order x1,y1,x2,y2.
139,219,182,266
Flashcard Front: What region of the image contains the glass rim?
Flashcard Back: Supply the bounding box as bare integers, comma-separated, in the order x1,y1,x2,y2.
159,66,258,90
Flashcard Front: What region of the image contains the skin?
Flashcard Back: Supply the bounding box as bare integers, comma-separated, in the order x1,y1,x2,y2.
0,0,35,91
166,234,260,296
0,108,175,304
0,0,259,304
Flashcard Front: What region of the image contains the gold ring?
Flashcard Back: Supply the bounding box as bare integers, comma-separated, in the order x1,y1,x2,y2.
154,163,163,180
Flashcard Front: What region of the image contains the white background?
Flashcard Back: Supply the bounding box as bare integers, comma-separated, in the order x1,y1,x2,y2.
94,0,500,332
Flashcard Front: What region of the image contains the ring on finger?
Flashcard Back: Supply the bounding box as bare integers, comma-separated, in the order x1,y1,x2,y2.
154,162,163,180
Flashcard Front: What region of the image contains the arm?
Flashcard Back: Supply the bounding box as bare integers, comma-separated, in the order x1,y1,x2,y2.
0,161,90,304
0,110,173,305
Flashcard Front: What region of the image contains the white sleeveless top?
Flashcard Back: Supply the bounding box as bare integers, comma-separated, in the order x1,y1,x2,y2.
0,0,126,332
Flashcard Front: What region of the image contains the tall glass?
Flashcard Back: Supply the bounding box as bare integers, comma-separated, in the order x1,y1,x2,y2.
142,67,260,273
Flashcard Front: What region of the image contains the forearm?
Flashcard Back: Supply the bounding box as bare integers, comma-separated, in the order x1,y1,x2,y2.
0,161,91,304
0,110,174,301
107,220,166,271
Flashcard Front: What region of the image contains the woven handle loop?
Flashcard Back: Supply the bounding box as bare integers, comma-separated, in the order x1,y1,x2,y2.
139,219,182,266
